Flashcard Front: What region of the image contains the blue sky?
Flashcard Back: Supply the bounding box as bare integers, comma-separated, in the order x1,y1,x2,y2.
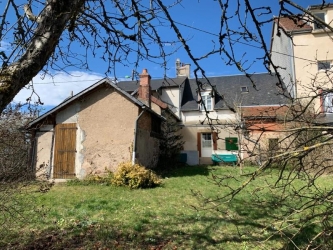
8,0,325,110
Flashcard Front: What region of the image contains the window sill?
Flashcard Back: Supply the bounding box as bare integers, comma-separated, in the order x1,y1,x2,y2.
318,69,332,72
199,109,214,112
312,28,333,34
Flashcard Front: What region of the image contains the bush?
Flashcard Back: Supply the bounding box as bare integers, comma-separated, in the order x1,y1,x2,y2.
112,162,161,189
158,110,184,170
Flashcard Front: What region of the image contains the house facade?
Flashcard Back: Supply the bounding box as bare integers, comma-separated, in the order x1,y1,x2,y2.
118,61,289,165
270,4,333,114
28,70,167,179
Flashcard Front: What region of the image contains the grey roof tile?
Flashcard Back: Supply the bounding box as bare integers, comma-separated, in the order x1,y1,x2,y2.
181,73,290,111
117,77,186,92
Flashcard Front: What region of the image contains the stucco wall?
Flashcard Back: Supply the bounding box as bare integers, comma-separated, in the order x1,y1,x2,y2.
136,110,160,168
270,23,295,98
182,110,237,125
270,8,333,111
34,125,53,180
292,9,333,112
151,102,161,115
161,88,180,117
56,102,79,124
181,126,238,152
136,128,159,168
242,122,289,162
78,86,138,177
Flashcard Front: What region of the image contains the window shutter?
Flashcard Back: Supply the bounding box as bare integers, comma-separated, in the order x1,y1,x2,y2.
197,132,201,157
213,132,217,150
225,137,238,151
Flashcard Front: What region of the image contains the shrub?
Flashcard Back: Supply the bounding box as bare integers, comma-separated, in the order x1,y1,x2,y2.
158,110,184,170
112,162,161,189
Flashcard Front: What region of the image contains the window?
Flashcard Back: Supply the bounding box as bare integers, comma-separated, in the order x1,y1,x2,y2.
225,137,238,151
318,61,331,71
313,12,325,29
241,86,249,93
324,92,333,113
200,91,213,111
151,116,161,136
202,133,212,148
268,138,279,151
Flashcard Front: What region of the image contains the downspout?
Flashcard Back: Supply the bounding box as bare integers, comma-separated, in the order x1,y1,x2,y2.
132,108,146,165
28,130,36,172
49,129,55,179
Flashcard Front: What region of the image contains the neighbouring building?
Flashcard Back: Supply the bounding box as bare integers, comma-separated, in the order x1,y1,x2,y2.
270,4,333,114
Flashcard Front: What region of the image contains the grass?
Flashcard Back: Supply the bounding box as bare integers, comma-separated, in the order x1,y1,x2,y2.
1,165,333,249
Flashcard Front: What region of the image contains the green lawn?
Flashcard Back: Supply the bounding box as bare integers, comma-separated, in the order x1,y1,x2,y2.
1,165,332,249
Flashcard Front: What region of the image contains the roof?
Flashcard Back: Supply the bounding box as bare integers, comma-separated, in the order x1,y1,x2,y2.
181,73,290,111
242,106,289,119
117,77,186,93
274,3,333,34
27,78,164,128
274,16,312,33
308,4,333,10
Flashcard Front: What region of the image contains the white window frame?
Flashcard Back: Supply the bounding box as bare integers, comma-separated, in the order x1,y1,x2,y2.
200,91,214,111
313,12,326,30
202,133,212,148
324,92,333,113
241,86,249,93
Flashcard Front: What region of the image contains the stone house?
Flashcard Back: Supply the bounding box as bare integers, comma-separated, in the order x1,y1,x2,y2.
27,69,171,179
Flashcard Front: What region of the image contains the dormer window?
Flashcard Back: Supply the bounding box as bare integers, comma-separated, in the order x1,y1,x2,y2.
241,86,249,93
200,91,214,111
313,12,326,29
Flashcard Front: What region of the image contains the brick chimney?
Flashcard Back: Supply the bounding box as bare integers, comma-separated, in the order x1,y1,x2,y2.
138,69,151,107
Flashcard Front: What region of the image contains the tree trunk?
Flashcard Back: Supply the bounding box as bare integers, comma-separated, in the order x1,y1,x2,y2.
0,0,86,113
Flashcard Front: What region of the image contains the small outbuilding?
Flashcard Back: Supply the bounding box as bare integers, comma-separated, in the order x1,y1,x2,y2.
27,69,165,179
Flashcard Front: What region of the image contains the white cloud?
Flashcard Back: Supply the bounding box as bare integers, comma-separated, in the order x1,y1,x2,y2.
14,71,104,106
0,41,11,51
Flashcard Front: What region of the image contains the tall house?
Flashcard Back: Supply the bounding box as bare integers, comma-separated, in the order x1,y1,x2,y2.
270,4,333,113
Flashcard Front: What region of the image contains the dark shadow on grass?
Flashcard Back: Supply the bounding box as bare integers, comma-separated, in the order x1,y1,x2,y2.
160,165,212,178
4,203,324,250
3,199,296,250
229,197,329,249
4,169,329,249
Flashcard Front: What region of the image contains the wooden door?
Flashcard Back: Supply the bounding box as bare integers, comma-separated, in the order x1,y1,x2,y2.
53,123,77,179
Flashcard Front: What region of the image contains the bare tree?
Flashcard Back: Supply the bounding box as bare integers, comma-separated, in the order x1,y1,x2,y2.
0,104,53,234
0,0,180,113
0,0,329,112
1,0,333,248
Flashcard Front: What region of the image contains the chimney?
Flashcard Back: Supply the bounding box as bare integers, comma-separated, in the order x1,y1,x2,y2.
138,69,151,107
176,58,191,78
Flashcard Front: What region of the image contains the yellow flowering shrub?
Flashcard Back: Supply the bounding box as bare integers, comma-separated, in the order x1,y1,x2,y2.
112,162,161,189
